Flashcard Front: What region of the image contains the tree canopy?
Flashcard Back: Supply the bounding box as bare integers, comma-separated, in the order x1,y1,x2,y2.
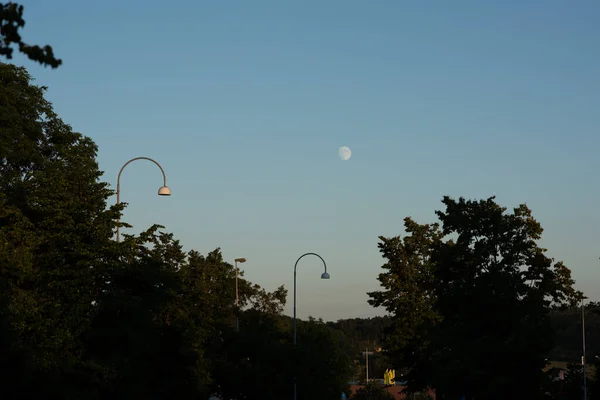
2,61,598,399
0,61,117,397
0,61,355,399
368,196,583,400
0,3,61,68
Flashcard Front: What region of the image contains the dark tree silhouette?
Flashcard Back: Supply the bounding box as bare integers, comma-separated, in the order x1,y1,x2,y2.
1,3,61,67
369,196,583,400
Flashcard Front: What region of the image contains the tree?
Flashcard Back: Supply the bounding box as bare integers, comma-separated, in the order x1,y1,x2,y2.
180,248,291,400
192,249,289,399
210,312,354,400
591,354,600,400
3,62,338,399
86,225,293,399
550,363,585,400
350,381,394,400
367,218,443,394
210,310,292,400
1,62,212,398
1,3,61,67
548,305,600,362
85,226,215,399
294,317,354,400
368,196,583,400
0,61,119,397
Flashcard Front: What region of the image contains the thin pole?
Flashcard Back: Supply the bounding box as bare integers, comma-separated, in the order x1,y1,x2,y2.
293,266,297,345
116,156,169,242
116,180,121,242
293,252,328,400
293,265,297,400
235,260,239,332
582,299,587,399
366,348,369,383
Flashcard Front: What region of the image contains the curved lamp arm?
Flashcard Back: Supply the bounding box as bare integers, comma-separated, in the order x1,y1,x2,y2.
117,156,168,192
293,252,329,346
292,252,329,400
116,156,170,242
294,252,329,277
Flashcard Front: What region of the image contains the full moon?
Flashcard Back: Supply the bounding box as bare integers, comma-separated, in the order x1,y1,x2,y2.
338,146,352,161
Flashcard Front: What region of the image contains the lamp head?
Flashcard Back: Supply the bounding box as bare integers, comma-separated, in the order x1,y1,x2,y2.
321,272,330,279
235,258,247,263
158,186,171,196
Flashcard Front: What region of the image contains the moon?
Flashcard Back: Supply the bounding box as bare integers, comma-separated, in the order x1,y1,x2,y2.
338,146,352,161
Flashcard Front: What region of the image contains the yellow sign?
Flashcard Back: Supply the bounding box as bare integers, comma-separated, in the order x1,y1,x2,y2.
383,369,396,385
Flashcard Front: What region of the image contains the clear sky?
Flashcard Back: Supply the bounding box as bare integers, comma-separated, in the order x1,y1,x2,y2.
11,0,600,321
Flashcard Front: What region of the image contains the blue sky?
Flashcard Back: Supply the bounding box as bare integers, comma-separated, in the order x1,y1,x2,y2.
12,0,600,321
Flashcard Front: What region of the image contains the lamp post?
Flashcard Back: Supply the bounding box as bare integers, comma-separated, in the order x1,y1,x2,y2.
116,156,171,242
234,257,247,332
582,298,587,400
293,252,330,400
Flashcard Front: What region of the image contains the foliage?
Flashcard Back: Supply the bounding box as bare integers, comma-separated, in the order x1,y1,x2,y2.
0,61,119,397
548,305,600,362
545,363,584,400
210,310,291,400
209,314,354,400
86,228,294,400
328,309,600,372
295,317,354,400
368,196,583,400
367,218,443,385
4,61,596,400
350,381,394,400
1,3,61,67
591,355,600,400
327,316,391,351
327,317,392,382
85,228,211,399
0,61,356,399
201,252,290,400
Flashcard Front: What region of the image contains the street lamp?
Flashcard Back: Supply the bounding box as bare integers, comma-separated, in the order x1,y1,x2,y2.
293,252,330,400
116,156,171,242
582,298,587,400
234,257,247,332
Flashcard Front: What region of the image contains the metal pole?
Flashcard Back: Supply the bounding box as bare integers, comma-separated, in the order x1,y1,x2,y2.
116,180,121,242
293,264,297,400
293,252,328,400
116,156,169,242
366,348,369,383
235,260,239,332
583,299,587,399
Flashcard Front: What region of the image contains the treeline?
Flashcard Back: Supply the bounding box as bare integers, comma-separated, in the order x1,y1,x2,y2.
548,304,600,362
327,307,600,367
3,58,600,400
0,62,355,400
